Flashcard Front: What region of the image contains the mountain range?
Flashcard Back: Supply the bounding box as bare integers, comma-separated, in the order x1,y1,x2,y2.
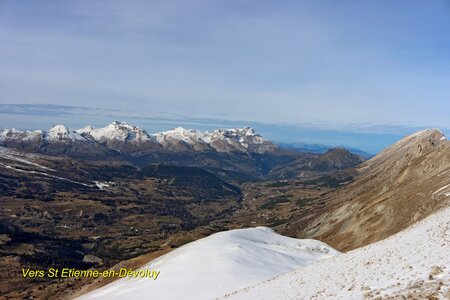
0,122,365,183
0,122,278,156
0,124,448,299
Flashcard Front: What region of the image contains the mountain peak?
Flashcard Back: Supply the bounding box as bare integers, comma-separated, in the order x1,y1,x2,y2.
48,125,85,141
49,124,69,133
82,122,152,143
77,125,94,133
0,128,21,138
169,127,199,134
214,126,256,136
110,121,133,128
153,127,206,148
324,147,350,154
241,126,256,136
386,128,446,154
361,128,449,175
405,128,445,140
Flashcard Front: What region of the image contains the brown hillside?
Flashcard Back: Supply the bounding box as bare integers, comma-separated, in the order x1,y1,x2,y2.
282,129,450,251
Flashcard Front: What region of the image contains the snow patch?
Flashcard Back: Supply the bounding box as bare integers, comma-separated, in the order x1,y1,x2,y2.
0,162,93,187
432,184,450,196
93,181,114,190
0,147,54,171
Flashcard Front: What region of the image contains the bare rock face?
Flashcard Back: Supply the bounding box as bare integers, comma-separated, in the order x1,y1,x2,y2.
285,129,450,251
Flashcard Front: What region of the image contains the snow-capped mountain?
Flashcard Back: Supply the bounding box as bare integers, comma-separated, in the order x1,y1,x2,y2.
76,121,163,154
0,125,118,158
0,128,43,142
1,125,87,143
206,127,276,153
78,227,339,300
152,126,276,153
153,127,213,152
48,125,87,141
77,121,155,144
0,122,278,155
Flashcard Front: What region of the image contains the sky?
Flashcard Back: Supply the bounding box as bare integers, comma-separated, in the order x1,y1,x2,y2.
0,0,449,153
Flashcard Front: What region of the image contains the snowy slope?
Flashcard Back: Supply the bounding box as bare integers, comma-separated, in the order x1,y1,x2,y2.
0,146,54,171
78,227,339,300
224,206,450,300
0,147,100,187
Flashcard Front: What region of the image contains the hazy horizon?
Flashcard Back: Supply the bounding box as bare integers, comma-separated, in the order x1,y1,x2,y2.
1,1,449,153
1,103,447,154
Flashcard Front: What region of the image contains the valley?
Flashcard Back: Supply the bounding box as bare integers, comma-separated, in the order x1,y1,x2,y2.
0,123,448,299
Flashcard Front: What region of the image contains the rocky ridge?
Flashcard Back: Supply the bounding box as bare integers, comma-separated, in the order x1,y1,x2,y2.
0,122,277,155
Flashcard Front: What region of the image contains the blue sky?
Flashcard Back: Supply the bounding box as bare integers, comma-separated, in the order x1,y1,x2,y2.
0,1,449,153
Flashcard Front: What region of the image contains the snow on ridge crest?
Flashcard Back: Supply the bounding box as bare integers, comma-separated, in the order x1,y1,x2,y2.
153,127,205,145
1,128,42,138
48,125,85,141
151,125,273,152
0,126,85,142
77,121,154,143
0,122,276,153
